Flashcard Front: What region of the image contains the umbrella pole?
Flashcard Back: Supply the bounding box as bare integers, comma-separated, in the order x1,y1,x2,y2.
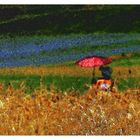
92,67,95,77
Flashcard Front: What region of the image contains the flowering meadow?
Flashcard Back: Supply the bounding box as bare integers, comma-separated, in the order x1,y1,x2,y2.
0,33,140,67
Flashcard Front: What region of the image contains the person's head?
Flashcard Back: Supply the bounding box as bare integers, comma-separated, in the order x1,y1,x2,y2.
99,66,112,79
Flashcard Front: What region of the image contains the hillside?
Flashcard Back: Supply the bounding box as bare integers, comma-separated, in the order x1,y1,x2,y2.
0,5,140,35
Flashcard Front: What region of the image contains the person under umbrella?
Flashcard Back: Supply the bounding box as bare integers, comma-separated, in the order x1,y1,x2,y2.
92,66,114,91
76,55,113,92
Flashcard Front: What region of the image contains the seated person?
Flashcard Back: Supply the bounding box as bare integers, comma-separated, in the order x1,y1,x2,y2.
92,66,114,91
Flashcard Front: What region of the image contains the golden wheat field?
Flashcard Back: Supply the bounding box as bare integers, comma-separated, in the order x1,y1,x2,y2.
0,83,139,135
0,64,139,135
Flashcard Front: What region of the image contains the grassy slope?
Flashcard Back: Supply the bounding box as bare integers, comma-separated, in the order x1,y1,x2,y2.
110,56,140,67
0,5,140,35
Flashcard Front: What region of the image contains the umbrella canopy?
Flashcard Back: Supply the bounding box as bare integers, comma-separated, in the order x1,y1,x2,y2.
75,56,112,67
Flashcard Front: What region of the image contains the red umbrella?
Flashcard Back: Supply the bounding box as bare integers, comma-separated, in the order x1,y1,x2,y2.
75,56,112,76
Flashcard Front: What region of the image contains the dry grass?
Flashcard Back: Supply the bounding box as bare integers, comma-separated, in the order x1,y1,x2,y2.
0,65,139,78
0,84,140,135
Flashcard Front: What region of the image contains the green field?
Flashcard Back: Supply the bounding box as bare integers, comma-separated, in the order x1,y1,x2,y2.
0,73,139,94
110,55,140,67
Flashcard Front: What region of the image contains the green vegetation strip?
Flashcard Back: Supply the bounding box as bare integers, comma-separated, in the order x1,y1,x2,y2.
118,77,140,91
0,74,139,94
110,56,140,67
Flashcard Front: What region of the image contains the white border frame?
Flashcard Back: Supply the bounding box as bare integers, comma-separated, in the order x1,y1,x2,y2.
0,0,140,4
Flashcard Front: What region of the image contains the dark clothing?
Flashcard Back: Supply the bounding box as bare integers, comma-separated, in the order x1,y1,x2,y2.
91,66,113,84
100,66,112,80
